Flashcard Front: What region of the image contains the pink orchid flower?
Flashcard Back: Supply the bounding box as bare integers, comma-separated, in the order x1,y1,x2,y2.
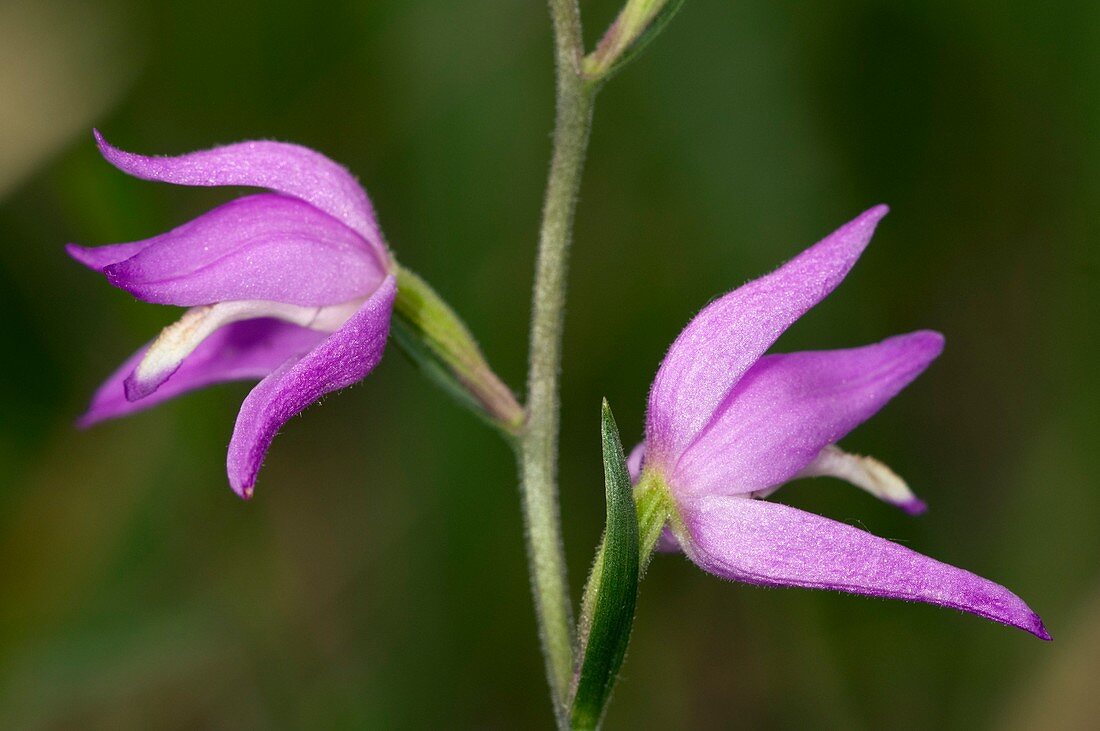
69,132,395,498
631,206,1048,639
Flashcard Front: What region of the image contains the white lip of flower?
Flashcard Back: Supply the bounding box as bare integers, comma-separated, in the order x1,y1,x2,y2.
746,444,924,513
125,297,367,401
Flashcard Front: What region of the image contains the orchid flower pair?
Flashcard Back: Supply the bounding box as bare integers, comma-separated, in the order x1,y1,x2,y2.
71,135,1046,640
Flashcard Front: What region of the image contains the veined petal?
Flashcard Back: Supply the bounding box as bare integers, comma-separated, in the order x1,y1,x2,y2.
69,193,386,307
94,130,385,256
125,297,367,401
673,331,944,498
679,495,1049,639
793,445,927,515
78,319,327,427
226,275,396,498
645,206,888,468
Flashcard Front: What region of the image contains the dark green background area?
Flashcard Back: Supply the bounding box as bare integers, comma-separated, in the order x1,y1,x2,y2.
1,1,1097,728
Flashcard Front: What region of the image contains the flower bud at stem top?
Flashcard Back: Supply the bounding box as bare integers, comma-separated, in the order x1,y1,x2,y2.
392,266,525,437
583,0,685,82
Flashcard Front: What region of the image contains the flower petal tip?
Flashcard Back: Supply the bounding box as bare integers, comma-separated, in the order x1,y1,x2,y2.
92,128,114,155
1007,608,1051,641
865,203,890,220
228,461,257,501
827,204,890,261
92,129,142,174
912,329,946,357
845,204,890,241
66,243,106,271
881,330,945,374
93,128,120,162
229,454,260,501
74,411,98,430
1031,617,1052,642
898,497,928,516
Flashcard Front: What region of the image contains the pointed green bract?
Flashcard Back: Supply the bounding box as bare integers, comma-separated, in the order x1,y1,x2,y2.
570,400,640,730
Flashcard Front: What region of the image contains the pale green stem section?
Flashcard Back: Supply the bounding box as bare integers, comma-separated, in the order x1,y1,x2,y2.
520,0,596,719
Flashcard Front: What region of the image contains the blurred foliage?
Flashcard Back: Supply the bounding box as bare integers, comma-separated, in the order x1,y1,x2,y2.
1,0,1097,728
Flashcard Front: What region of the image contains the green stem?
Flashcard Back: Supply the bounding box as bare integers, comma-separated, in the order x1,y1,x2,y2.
520,0,596,720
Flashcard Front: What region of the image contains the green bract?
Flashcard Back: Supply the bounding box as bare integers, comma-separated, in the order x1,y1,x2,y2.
570,401,639,731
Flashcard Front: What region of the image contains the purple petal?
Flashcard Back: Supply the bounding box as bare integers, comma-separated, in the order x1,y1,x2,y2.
672,331,944,498
627,442,646,482
79,319,327,426
645,206,888,469
66,240,152,272
226,275,396,498
93,130,386,257
68,193,386,307
680,495,1050,639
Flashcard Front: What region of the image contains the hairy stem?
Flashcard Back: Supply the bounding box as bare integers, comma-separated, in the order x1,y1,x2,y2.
520,0,596,720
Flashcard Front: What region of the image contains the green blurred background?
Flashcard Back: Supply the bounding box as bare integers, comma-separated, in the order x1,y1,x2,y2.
1,0,1097,727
